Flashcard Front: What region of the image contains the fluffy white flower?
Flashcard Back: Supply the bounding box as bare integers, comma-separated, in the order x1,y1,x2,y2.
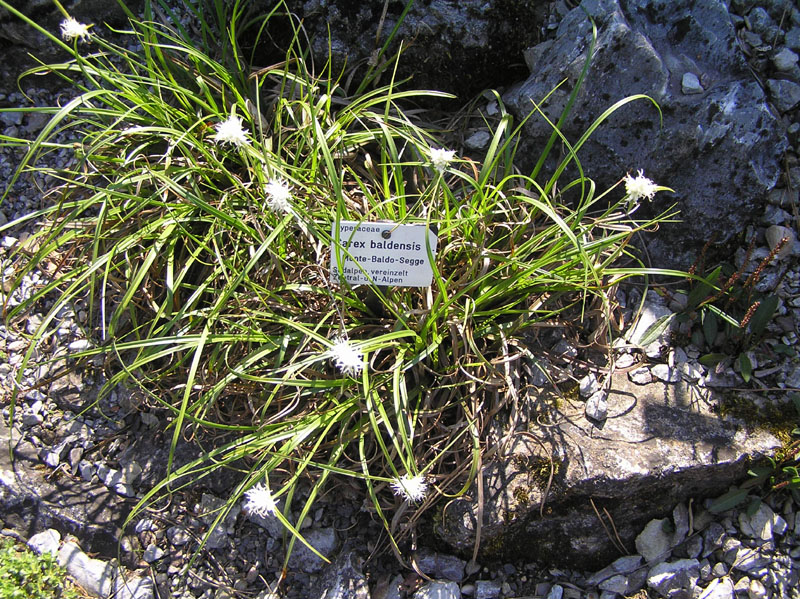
60,17,91,42
214,114,250,147
265,179,292,213
329,338,364,376
390,473,428,503
243,482,277,517
429,147,456,173
624,170,660,201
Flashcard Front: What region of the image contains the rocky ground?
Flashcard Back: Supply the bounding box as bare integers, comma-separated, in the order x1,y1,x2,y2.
2,1,800,599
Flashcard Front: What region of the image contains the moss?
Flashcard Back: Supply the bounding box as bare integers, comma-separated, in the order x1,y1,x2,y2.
717,392,799,433
513,486,530,506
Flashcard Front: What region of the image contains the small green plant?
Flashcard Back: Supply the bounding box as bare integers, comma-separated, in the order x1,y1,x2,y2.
642,235,791,381
0,0,675,575
709,393,800,513
0,537,79,599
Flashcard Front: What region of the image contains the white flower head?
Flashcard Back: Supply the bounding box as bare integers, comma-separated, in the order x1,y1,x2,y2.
429,147,456,173
60,17,91,42
243,482,277,517
391,473,428,503
265,179,292,213
624,169,660,201
214,114,250,147
329,337,364,376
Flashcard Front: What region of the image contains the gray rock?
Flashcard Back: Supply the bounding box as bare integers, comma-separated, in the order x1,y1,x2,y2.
373,575,404,599
711,562,729,578
766,79,800,112
747,7,776,36
786,27,800,52
196,493,235,549
720,538,742,565
27,529,61,556
248,509,286,538
435,373,780,569
415,549,466,582
546,584,564,599
503,0,786,270
475,580,501,599
43,441,69,468
747,579,767,599
585,391,608,421
629,367,653,385
773,48,799,71
143,544,164,563
204,526,229,550
738,502,774,542
318,551,369,599
636,519,673,563
464,131,492,151
413,580,461,599
697,577,735,599
78,459,95,482
22,412,44,427
679,535,703,559
0,111,22,126
772,512,787,536
672,504,690,546
0,416,124,555
24,111,50,134
58,541,115,598
588,555,643,586
579,373,600,398
647,559,700,599
652,364,681,383
733,577,751,598
627,291,672,348
682,73,704,94
278,0,544,101
287,528,339,574
599,575,629,594
115,575,155,599
167,526,191,547
134,518,157,534
730,547,770,574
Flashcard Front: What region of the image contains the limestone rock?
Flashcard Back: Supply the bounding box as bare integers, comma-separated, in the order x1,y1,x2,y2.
647,559,700,599
587,555,643,586
766,79,800,113
58,541,115,598
286,527,339,574
503,0,786,269
415,549,466,582
696,577,735,599
435,373,780,569
277,0,546,101
636,519,673,563
318,551,370,599
413,580,461,599
27,529,61,556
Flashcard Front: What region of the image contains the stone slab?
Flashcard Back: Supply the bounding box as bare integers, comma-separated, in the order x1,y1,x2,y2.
0,414,127,556
435,374,780,569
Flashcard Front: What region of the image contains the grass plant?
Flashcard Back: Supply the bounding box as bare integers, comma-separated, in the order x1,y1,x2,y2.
1,0,677,574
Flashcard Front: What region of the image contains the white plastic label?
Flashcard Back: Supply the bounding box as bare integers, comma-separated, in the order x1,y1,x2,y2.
330,220,438,287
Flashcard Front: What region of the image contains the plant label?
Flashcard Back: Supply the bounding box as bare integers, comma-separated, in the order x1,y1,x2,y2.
330,220,438,287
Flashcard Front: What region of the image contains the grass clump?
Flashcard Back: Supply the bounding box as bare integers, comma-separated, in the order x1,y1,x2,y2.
0,537,79,599
1,0,675,572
